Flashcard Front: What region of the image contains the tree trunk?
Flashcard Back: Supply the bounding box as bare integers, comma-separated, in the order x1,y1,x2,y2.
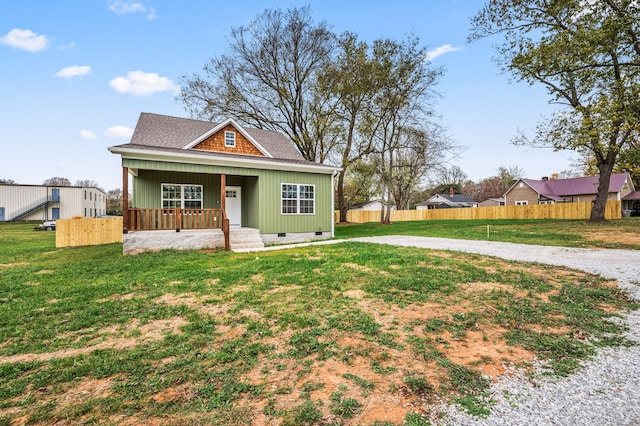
337,169,348,223
590,155,616,222
384,185,392,224
383,149,393,224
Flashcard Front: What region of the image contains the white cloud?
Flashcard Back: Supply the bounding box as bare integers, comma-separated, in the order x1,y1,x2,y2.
108,1,157,20
56,65,91,79
109,70,177,96
0,28,49,52
79,130,97,140
105,126,134,139
425,44,461,61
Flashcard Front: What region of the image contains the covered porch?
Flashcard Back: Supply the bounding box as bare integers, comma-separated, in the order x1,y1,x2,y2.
122,167,238,251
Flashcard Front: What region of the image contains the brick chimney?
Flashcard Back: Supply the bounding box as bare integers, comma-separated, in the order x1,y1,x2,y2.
449,187,454,196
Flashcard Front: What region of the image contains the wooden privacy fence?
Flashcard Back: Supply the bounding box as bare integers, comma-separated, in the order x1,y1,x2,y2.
335,200,622,223
56,217,123,248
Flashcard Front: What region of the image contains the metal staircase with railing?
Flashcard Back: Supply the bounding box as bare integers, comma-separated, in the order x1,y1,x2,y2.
9,197,52,222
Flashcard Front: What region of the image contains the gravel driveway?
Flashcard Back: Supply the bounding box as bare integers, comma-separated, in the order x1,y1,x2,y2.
349,236,640,426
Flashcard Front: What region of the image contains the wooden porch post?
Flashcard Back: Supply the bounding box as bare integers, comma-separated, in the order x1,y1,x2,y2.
221,174,230,251
122,167,129,233
220,174,226,212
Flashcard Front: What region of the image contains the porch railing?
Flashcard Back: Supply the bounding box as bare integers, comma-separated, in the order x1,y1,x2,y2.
127,208,223,231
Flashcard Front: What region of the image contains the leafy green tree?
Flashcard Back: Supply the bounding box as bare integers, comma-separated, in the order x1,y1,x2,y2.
319,32,379,222
470,0,640,221
337,159,377,210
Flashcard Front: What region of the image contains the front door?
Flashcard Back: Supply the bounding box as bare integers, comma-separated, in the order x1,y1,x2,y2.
225,186,242,227
52,208,60,220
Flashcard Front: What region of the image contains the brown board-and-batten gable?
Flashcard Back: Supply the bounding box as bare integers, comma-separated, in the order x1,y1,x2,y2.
192,124,265,157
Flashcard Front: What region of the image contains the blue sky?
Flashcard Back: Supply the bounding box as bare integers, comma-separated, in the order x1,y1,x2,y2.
0,0,574,191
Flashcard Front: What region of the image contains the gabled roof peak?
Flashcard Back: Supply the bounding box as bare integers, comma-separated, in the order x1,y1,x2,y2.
182,117,272,158
128,112,304,161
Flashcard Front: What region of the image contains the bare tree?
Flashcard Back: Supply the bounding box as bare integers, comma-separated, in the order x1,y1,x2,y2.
106,188,124,215
363,35,443,223
389,126,449,210
75,179,104,192
42,177,71,186
0,178,17,184
178,6,336,162
433,165,468,189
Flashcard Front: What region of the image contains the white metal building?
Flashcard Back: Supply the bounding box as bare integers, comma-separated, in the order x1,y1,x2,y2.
0,184,107,222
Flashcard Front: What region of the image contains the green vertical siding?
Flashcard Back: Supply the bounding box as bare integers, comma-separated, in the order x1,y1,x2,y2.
243,176,259,229
125,159,333,234
258,170,332,234
134,170,220,209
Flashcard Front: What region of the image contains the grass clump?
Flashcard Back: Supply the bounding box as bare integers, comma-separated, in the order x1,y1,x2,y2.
329,391,362,419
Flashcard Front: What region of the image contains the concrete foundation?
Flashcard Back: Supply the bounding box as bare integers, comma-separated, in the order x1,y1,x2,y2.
123,229,225,255
123,229,331,254
261,231,332,246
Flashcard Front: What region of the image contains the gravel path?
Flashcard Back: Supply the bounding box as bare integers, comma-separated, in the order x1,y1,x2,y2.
349,236,640,426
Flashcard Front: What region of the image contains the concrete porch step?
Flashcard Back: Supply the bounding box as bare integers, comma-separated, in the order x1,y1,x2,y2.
229,228,264,250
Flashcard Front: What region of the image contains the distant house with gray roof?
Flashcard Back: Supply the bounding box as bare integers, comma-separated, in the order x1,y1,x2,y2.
503,174,635,210
416,189,478,210
109,112,340,254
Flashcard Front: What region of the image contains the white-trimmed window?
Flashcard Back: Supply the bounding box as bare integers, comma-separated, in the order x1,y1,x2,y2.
162,184,203,209
225,131,236,147
515,200,528,205
281,183,315,214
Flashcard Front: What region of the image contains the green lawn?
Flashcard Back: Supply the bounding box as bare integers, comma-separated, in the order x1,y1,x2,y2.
0,222,637,425
335,218,640,250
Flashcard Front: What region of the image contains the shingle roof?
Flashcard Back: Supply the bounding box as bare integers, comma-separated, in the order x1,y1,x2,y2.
623,191,640,201
522,174,630,198
441,194,477,203
128,112,304,161
416,193,478,206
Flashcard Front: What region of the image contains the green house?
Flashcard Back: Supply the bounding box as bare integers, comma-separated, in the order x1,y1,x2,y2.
109,113,339,254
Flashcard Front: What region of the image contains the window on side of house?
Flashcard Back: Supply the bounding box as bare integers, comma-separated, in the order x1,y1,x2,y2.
161,184,203,209
225,131,236,147
281,183,315,215
515,200,528,205
299,184,315,214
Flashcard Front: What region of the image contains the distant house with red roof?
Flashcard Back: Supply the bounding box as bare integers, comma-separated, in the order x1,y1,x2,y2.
503,173,637,213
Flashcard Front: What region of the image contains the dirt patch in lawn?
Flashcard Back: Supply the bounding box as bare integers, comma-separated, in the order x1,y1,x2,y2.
0,262,28,268
0,317,187,364
584,231,640,246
